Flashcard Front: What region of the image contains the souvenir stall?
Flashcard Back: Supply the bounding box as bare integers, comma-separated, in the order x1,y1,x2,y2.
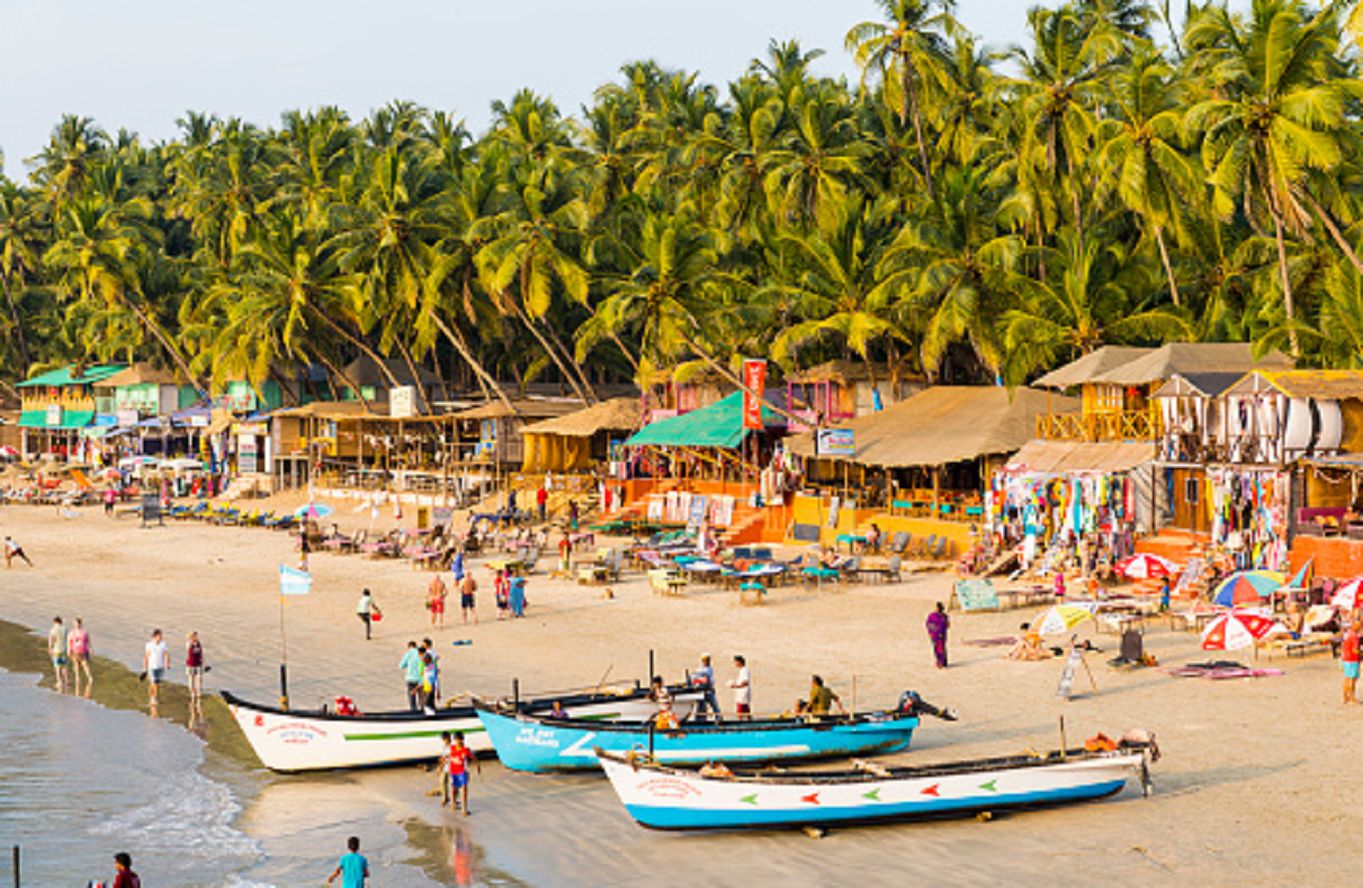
1206,467,1290,571
990,440,1155,576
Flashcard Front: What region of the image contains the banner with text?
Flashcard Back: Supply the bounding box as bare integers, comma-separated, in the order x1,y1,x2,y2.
742,359,767,430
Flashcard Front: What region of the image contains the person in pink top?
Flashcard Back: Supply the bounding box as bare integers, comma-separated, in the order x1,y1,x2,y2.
67,617,93,697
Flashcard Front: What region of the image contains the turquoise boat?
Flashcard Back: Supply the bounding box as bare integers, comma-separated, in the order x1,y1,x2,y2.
597,742,1155,830
475,704,919,773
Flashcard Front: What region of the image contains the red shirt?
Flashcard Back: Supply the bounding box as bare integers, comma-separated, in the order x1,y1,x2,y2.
447,745,473,775
1343,630,1360,664
113,870,141,888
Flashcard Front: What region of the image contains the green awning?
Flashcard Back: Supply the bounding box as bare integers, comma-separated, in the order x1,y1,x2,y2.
625,392,779,450
19,409,95,430
16,364,126,388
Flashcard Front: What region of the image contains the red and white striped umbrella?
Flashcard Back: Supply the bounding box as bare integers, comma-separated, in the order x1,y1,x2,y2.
1330,578,1363,611
1200,610,1283,651
1116,553,1178,580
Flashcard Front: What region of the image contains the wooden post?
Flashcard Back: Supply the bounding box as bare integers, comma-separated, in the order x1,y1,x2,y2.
12,844,19,888
932,465,941,517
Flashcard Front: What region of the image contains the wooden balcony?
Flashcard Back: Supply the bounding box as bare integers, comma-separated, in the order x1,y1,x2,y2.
1037,409,1161,442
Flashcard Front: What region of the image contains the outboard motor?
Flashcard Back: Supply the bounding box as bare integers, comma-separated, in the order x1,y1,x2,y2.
896,690,958,721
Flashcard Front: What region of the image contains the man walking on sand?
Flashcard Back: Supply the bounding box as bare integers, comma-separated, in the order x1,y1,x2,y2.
427,574,448,628
5,535,33,568
1342,618,1360,704
459,572,478,625
728,655,752,720
143,629,169,710
48,616,69,693
356,589,379,640
400,641,424,711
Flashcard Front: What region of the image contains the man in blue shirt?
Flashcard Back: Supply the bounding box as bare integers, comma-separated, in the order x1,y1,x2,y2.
399,641,424,711
327,836,369,887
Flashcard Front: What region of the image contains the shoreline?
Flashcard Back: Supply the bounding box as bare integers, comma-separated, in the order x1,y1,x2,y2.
2,504,1361,886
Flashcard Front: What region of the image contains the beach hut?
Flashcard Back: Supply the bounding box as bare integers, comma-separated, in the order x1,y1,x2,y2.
1034,343,1288,442
16,364,127,459
520,397,641,474
783,386,1073,553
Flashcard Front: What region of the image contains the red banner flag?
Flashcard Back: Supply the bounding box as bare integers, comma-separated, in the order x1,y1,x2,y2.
742,359,767,430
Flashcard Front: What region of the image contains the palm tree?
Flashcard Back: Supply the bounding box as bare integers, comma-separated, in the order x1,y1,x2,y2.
1092,50,1199,305
0,187,45,374
879,165,1026,376
29,115,109,210
1000,228,1191,383
1185,0,1354,354
846,0,958,198
764,197,906,379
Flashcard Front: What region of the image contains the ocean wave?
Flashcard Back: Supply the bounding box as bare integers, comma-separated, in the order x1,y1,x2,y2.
87,767,263,865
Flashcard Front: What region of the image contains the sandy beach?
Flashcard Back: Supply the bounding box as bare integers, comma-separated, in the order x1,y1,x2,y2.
1,500,1358,887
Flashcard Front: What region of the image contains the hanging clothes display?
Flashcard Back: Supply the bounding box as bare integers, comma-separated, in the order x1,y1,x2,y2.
1206,467,1289,571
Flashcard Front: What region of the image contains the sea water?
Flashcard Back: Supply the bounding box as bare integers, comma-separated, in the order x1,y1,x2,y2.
0,667,262,886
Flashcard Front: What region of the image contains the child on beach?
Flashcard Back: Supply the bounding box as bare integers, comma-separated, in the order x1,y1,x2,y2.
441,731,481,814
326,836,368,888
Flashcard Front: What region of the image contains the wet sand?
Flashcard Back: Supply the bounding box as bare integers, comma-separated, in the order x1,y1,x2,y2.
0,502,1358,886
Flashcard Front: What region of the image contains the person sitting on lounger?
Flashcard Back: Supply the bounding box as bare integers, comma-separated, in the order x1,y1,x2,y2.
1006,622,1050,660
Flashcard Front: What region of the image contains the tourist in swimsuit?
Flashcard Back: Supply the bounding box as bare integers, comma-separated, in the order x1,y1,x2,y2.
67,617,92,696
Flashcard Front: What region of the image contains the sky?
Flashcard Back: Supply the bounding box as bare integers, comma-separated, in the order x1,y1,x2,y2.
1,0,1168,180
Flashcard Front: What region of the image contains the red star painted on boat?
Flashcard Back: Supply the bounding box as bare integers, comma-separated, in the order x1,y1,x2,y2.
921,783,941,797
801,792,820,805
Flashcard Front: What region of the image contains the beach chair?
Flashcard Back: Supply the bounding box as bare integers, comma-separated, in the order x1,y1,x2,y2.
839,555,863,583
522,546,542,574
928,537,949,560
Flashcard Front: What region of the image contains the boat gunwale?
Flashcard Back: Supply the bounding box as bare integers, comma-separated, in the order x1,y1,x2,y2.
220,683,680,724
475,703,919,736
596,745,1150,786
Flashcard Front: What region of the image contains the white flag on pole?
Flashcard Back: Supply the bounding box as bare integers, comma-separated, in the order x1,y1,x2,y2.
279,565,313,596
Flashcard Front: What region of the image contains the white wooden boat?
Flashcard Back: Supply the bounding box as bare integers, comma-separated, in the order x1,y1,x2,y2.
597,742,1154,830
223,683,701,772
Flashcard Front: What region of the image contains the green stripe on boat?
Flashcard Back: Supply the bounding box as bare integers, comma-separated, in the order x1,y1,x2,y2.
343,711,621,741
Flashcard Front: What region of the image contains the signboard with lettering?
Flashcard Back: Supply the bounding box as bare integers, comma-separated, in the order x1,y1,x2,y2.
116,409,140,428
390,385,416,418
815,428,855,457
45,404,63,427
741,359,767,430
238,433,259,474
953,579,1000,612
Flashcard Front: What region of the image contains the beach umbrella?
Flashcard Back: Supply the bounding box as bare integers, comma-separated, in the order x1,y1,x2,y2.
1200,610,1283,651
293,502,334,520
1211,570,1286,608
1283,559,1313,591
0,445,18,458
1033,603,1096,636
1329,578,1363,611
1116,553,1178,580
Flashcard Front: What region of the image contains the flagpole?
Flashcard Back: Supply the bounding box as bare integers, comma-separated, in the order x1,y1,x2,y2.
279,587,289,710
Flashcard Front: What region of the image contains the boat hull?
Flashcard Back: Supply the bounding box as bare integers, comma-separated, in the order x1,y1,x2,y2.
477,708,918,773
598,750,1144,830
224,688,700,772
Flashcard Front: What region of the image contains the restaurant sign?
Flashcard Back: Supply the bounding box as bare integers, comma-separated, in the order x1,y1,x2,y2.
815,428,855,457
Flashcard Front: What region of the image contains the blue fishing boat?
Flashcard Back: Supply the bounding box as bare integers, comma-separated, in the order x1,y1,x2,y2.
475,704,919,773
597,740,1157,830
